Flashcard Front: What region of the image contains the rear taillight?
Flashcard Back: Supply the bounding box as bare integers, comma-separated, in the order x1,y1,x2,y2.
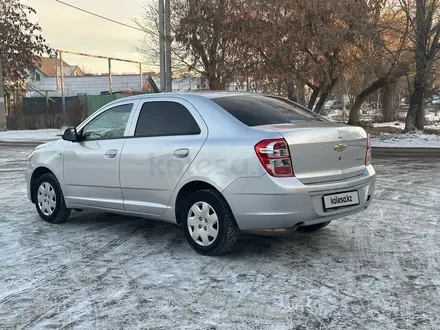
365,133,371,165
254,138,294,177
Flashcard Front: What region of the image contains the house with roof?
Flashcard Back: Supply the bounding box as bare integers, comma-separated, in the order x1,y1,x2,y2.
25,57,249,98
29,57,84,82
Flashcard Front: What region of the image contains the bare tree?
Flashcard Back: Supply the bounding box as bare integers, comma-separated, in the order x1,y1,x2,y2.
172,0,256,89
401,0,440,132
136,0,255,89
243,0,387,113
346,1,412,124
134,0,191,76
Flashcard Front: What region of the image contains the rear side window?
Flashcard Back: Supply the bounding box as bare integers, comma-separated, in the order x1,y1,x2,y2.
211,95,324,127
134,101,201,137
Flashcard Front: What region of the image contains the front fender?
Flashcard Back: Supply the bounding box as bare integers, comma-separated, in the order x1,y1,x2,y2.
27,140,68,199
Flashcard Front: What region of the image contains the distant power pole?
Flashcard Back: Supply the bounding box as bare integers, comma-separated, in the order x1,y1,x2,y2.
165,0,172,92
159,0,165,91
0,61,6,131
159,0,172,92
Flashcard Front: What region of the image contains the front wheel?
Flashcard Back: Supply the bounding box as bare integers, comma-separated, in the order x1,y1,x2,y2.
34,173,71,223
297,221,331,233
181,189,239,256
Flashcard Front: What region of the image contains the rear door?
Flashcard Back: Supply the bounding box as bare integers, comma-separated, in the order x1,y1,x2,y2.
120,98,208,215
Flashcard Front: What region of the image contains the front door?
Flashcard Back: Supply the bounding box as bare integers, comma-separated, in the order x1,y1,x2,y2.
63,102,136,210
120,98,208,215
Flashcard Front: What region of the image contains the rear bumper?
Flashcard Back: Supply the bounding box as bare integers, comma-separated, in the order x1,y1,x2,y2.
223,165,376,230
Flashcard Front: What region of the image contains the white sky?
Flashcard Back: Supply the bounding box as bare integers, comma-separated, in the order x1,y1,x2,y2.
27,0,155,74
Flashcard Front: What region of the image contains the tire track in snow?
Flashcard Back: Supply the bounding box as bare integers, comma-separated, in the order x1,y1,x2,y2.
0,223,149,306
379,198,440,212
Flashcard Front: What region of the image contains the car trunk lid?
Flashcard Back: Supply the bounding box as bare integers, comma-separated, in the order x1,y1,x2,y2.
253,121,367,184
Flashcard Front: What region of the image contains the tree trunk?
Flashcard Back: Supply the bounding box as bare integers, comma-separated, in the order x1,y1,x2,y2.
380,83,397,122
313,78,337,114
208,76,221,90
308,87,319,110
297,86,305,105
286,79,296,101
416,99,425,129
404,0,430,132
314,91,330,114
348,77,396,125
348,95,368,125
404,80,425,132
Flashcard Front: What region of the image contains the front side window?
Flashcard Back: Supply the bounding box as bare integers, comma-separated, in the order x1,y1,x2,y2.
82,103,133,140
134,101,201,137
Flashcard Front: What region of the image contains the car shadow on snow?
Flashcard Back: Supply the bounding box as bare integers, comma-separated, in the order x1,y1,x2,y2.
61,210,351,259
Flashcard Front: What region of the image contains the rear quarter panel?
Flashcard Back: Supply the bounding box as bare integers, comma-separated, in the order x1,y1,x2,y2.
164,96,283,215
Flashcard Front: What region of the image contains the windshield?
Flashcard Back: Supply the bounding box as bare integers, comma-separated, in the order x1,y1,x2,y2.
211,95,325,127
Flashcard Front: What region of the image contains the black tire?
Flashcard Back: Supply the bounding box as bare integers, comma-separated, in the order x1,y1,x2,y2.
34,173,71,223
180,189,239,256
297,221,331,233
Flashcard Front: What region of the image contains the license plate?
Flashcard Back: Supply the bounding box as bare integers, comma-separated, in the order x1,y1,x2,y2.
323,191,359,211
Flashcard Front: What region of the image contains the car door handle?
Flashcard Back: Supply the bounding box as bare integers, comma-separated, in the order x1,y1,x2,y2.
105,149,118,158
173,148,189,158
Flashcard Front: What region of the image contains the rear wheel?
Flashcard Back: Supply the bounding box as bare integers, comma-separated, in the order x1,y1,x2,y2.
34,173,71,223
181,189,239,256
297,221,331,233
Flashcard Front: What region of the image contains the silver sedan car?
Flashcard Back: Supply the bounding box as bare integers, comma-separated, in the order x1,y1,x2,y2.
26,92,375,255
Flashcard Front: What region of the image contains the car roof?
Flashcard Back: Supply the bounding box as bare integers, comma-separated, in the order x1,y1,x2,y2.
107,91,264,104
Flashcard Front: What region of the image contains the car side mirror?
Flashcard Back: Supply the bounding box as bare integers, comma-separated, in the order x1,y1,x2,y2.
62,127,78,142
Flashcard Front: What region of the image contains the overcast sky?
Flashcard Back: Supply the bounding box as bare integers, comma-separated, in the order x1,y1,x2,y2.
27,0,153,74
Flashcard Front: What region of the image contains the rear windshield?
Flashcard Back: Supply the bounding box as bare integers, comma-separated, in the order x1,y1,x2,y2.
211,95,324,127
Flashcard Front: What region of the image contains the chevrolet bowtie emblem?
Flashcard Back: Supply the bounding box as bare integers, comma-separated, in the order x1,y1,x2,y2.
334,144,347,152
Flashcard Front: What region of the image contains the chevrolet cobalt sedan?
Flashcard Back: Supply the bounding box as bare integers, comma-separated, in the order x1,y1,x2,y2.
26,92,375,255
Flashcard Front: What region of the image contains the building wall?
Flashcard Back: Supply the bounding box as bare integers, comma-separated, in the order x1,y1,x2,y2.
26,75,205,97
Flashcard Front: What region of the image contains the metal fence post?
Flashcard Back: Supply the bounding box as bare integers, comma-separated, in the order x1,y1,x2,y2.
0,61,6,131
60,51,65,114
139,63,143,91
45,90,50,128
108,59,112,95
56,51,60,91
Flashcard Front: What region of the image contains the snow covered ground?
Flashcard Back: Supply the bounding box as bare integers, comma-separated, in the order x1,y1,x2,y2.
1,145,440,329
372,131,440,148
326,115,440,148
372,121,440,130
0,129,60,142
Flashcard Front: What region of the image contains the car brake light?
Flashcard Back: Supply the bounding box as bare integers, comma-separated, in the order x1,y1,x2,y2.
365,133,371,165
254,138,294,177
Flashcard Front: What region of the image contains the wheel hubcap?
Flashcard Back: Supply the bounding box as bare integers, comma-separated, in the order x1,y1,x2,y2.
187,201,219,246
37,182,56,216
